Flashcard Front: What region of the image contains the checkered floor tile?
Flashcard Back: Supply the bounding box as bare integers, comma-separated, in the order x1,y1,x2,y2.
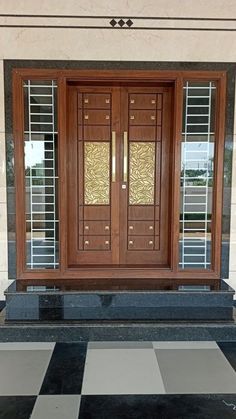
0,341,235,418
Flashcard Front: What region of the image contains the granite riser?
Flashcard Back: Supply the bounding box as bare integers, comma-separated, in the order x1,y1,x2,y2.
0,322,236,342
5,307,234,322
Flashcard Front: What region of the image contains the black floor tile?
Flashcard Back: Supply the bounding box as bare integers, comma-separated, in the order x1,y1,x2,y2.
79,394,236,419
218,342,236,371
40,342,87,395
0,396,36,419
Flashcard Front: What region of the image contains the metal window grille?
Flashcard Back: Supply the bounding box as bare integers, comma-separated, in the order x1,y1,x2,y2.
24,80,59,269
179,81,216,269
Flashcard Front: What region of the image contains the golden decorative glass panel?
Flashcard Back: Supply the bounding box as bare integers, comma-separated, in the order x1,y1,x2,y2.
84,142,110,205
129,142,155,205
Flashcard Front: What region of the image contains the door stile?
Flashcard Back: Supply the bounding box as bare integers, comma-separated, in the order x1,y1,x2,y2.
111,87,121,264
211,75,226,277
119,87,129,264
159,87,172,266
148,87,170,265
13,71,26,278
58,76,68,275
67,86,79,265
171,77,183,273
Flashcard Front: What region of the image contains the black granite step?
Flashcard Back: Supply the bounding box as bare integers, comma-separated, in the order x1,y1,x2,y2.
4,280,235,322
0,317,236,342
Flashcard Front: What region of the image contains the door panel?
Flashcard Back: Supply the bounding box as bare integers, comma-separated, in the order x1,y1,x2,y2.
129,93,156,109
80,109,111,125
83,205,110,220
82,126,110,141
129,142,156,205
83,93,111,108
67,84,172,267
84,142,110,205
128,236,155,250
119,87,171,266
129,110,157,125
84,236,111,250
128,221,156,236
67,86,119,265
81,221,110,235
128,205,155,220
129,126,156,141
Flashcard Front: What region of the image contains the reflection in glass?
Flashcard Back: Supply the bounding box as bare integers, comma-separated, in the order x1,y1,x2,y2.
24,80,59,269
179,81,216,269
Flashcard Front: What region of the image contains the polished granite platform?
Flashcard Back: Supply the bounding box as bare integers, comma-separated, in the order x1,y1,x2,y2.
4,279,235,322
0,341,235,418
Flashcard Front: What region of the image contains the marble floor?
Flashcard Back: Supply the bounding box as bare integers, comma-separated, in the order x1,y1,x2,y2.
0,341,235,418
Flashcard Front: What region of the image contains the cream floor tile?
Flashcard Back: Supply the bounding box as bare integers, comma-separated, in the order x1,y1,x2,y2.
155,348,236,394
0,350,52,395
153,341,218,349
31,395,81,419
0,342,55,351
88,341,153,349
82,348,165,395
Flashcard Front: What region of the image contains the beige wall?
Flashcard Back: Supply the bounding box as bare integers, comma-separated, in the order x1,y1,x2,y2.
1,0,236,63
0,0,236,297
0,0,235,18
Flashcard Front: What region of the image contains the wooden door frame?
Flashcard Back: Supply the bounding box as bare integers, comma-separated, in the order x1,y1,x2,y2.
13,69,226,288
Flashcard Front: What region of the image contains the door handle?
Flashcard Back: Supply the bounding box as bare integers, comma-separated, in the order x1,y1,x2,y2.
112,131,116,182
123,131,128,182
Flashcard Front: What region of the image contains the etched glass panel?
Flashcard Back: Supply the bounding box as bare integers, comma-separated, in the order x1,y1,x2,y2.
24,80,59,269
84,142,110,205
179,81,216,270
129,142,155,205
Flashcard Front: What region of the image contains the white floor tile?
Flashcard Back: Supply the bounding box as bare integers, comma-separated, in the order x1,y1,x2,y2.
0,342,55,351
155,348,236,394
31,395,81,419
82,348,165,395
152,341,218,349
0,350,52,395
88,341,152,349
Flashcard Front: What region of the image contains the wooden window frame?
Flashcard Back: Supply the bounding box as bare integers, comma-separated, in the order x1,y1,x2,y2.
12,69,226,289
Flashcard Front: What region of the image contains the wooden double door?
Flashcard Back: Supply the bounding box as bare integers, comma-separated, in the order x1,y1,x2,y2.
67,84,172,268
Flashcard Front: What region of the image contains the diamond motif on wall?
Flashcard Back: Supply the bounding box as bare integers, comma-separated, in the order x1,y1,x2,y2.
118,19,125,27
126,19,133,27
109,18,134,28
110,19,117,27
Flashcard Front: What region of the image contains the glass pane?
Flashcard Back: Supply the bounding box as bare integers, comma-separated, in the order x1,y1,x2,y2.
24,80,59,269
129,142,155,205
179,81,216,270
84,142,110,205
